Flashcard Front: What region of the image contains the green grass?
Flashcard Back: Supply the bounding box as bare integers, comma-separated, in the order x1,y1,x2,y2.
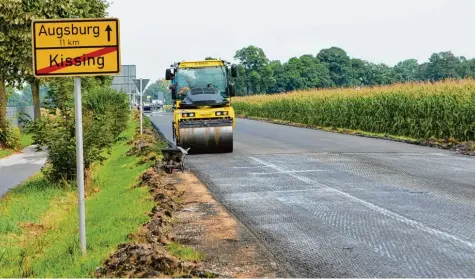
0,174,64,235
0,120,156,277
166,242,204,262
0,175,67,277
0,149,12,159
21,134,33,148
0,133,35,159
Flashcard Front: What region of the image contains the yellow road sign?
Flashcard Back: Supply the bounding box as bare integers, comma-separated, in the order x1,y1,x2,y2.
32,18,120,77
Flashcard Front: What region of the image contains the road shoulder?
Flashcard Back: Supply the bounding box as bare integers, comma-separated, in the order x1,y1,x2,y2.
172,171,282,277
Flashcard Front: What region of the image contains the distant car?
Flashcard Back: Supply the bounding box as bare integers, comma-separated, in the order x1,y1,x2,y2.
143,102,152,112
150,99,164,110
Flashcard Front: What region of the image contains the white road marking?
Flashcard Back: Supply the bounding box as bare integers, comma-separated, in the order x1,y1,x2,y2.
250,169,327,175
249,156,475,249
233,166,270,169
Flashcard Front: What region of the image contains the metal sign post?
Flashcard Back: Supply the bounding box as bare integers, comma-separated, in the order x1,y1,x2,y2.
73,77,86,255
31,17,121,255
140,78,143,134
133,78,149,135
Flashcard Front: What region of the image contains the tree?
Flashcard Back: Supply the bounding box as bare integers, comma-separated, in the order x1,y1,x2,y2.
0,0,30,142
281,57,305,91
144,83,162,100
234,45,270,94
350,58,369,86
7,84,47,107
299,55,332,88
234,45,269,71
415,62,430,81
144,79,172,104
229,45,474,96
4,0,110,122
280,55,332,91
393,59,419,82
268,60,286,93
457,57,475,79
233,65,248,96
426,51,461,81
317,47,352,87
370,63,397,85
144,79,169,102
257,64,276,93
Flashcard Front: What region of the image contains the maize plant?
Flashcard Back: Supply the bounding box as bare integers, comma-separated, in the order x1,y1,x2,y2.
233,79,475,141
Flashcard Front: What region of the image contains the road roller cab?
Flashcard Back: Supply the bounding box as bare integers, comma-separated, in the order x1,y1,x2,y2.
166,60,238,153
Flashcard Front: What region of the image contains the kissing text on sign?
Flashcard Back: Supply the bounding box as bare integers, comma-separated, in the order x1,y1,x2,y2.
32,18,120,77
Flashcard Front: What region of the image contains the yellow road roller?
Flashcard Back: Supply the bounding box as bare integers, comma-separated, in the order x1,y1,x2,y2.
165,59,238,153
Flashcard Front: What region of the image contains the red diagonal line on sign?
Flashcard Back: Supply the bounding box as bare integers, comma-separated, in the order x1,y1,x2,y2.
36,46,117,74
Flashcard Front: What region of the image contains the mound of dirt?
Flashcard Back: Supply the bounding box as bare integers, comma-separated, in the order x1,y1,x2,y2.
95,243,183,278
96,166,224,278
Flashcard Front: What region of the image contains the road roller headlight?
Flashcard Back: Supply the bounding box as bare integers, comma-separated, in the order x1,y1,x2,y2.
182,112,195,117
215,111,228,116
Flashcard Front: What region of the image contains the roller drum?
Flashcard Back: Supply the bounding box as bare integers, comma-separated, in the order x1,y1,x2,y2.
178,119,233,153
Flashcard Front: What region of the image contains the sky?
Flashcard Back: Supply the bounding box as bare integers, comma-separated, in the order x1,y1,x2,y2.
107,0,475,81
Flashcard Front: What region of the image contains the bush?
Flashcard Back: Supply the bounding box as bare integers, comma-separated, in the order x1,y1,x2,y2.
83,86,129,139
0,122,22,151
17,112,32,131
30,81,131,183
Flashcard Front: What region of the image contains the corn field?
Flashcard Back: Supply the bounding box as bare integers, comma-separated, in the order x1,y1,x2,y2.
233,79,475,141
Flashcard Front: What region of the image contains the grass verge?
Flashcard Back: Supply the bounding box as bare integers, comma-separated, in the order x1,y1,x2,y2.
166,242,204,262
0,149,11,159
0,119,155,277
21,134,33,148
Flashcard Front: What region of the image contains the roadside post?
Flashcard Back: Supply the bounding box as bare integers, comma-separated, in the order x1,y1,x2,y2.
133,78,149,135
32,17,121,255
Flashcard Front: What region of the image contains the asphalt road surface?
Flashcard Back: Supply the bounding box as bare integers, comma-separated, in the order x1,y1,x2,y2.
0,146,47,197
149,112,475,278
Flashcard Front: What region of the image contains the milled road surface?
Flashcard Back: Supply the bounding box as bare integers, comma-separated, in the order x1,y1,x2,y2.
149,112,475,278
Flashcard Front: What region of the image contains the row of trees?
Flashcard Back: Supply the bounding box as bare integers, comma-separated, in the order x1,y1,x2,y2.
7,84,48,107
230,46,475,95
0,0,109,147
143,79,170,104
144,46,474,100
